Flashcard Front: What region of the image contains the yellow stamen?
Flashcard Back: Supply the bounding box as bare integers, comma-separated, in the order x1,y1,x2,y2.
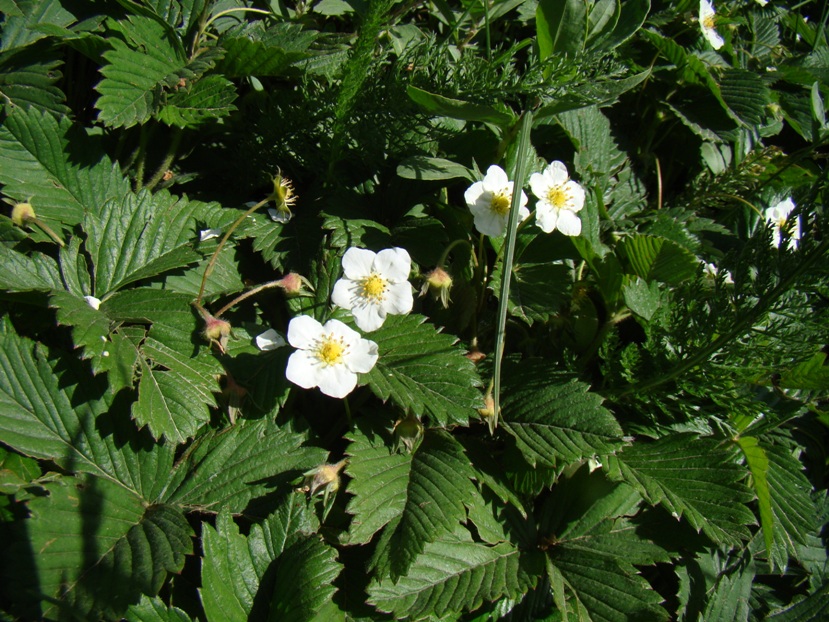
316,334,346,365
547,187,568,209
490,193,511,216
361,274,387,300
702,15,716,29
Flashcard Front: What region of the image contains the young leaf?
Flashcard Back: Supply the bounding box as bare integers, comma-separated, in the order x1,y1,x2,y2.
124,595,194,622
161,418,327,512
365,314,484,427
0,106,130,228
536,0,587,58
603,434,756,547
368,531,542,620
20,474,192,619
500,364,624,468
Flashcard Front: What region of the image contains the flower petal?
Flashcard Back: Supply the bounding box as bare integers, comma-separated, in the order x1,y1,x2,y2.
287,315,324,349
556,209,582,237
374,247,411,282
256,328,286,351
341,247,376,280
546,161,569,186
565,181,586,211
481,165,509,192
464,181,486,207
84,295,102,310
535,204,559,233
315,364,358,398
286,350,320,389
347,338,379,373
528,172,549,200
351,302,386,332
323,318,362,345
331,278,358,311
199,228,222,241
383,282,414,315
472,209,507,237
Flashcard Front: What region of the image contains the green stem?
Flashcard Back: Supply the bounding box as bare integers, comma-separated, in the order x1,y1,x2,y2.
491,110,533,434
437,238,474,268
213,279,286,319
611,239,829,398
144,127,183,191
133,126,150,192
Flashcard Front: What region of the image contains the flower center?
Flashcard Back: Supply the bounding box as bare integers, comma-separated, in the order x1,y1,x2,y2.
361,273,387,301
777,216,788,228
490,192,511,216
316,333,347,366
702,15,716,29
547,186,569,209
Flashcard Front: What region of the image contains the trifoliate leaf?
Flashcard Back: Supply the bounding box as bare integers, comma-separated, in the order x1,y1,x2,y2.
500,363,624,469
0,328,175,498
368,531,542,620
0,47,69,115
365,314,484,427
617,234,700,285
18,474,192,620
217,22,316,77
162,418,327,512
0,106,130,228
95,15,188,128
124,595,193,622
157,74,238,128
603,434,756,547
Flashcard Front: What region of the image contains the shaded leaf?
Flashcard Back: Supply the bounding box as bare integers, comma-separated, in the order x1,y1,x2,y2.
0,47,69,115
617,234,699,285
124,595,193,622
407,85,513,126
157,74,238,128
396,156,472,181
536,0,587,58
217,22,316,77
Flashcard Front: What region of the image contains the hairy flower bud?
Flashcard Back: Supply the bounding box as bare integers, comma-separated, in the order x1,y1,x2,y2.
393,413,423,453
420,267,453,308
278,272,305,296
200,311,231,352
302,459,348,498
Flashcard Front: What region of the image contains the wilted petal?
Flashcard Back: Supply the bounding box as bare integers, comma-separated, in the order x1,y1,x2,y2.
84,295,102,310
199,228,222,241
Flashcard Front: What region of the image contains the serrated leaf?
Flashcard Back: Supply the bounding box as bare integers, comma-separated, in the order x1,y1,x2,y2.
603,435,756,546
396,156,472,181
365,314,484,426
50,290,111,363
96,15,188,128
719,68,770,127
157,74,237,128
0,106,130,228
617,234,699,285
369,532,541,620
500,364,624,468
20,474,192,619
0,47,69,115
124,595,193,622
490,261,571,325
217,22,316,77
344,424,411,545
767,581,829,621
0,0,78,52
558,105,627,181
0,243,63,291
0,328,174,498
162,418,327,512
780,352,829,390
623,276,661,321
701,557,754,622
407,85,513,126
536,0,587,58
84,189,222,296
377,430,481,580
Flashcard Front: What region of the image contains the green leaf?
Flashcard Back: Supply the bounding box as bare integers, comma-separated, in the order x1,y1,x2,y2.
588,0,649,54
368,430,481,581
157,74,238,128
536,0,587,58
124,595,194,622
201,499,337,622
701,557,754,622
0,446,40,494
344,423,411,545
558,105,627,182
617,234,699,285
780,351,829,390
407,85,513,126
217,22,316,77
20,474,192,619
501,364,624,469
604,435,756,546
96,15,188,128
0,47,70,115
718,68,770,127
767,582,829,621
396,156,473,181
0,106,130,228
490,259,571,325
0,328,175,498
162,418,327,512
368,531,541,620
365,314,484,427
737,435,774,561
84,189,221,296
0,243,63,291
0,0,79,52
622,276,661,321
50,290,111,364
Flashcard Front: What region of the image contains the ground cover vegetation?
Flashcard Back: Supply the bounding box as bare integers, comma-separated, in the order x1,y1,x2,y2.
0,0,828,619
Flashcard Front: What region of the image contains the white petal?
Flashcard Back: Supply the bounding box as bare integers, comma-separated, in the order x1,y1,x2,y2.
705,27,724,49
517,189,529,209
565,181,586,212
268,208,292,224
346,338,379,373
481,165,509,191
546,161,570,186
199,228,222,241
341,247,376,280
383,282,414,315
285,350,320,389
84,295,102,310
323,318,362,345
464,181,486,207
315,364,358,398
773,197,795,218
557,210,582,236
472,210,507,237
535,204,559,233
256,328,286,351
528,172,549,200
374,247,411,282
518,203,531,222
287,315,324,349
351,302,386,332
331,278,358,311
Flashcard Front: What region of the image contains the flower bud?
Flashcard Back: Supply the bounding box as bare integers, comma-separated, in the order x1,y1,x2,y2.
277,272,305,296
200,312,231,352
478,393,496,419
302,459,347,497
420,267,453,308
11,202,36,227
393,413,423,453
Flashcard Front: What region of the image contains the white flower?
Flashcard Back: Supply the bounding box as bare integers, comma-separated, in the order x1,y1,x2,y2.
255,328,286,351
331,247,413,332
463,165,529,237
199,228,222,241
702,262,734,285
84,295,101,310
755,0,768,6
699,0,724,50
285,316,378,398
765,197,801,249
268,207,292,224
529,161,586,236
